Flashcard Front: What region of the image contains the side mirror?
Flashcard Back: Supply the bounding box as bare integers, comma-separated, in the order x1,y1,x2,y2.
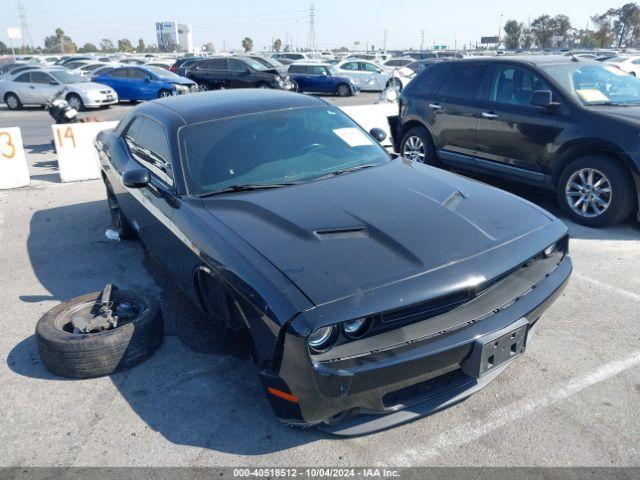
531,90,553,108
49,80,58,85
123,168,150,188
370,127,387,142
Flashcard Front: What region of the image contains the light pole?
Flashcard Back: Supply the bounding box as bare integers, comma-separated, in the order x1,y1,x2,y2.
498,14,504,47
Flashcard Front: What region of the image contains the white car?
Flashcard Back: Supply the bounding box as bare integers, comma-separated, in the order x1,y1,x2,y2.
381,57,415,72
0,68,118,111
605,56,640,76
69,62,111,78
334,59,401,91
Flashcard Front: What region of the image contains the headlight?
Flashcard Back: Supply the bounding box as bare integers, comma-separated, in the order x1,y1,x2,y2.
308,325,337,352
342,317,369,338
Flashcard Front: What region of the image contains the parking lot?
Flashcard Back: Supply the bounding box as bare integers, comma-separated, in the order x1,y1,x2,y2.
1,93,640,468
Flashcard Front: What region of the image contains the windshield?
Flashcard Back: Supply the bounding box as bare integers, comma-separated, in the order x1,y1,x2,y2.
147,66,182,79
242,58,268,71
49,70,86,84
254,56,282,68
541,63,640,106
179,106,390,196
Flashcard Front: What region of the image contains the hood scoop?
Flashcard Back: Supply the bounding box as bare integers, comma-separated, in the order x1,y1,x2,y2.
314,227,369,240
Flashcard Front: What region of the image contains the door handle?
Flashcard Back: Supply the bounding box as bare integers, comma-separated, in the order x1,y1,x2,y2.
429,103,442,111
481,112,499,120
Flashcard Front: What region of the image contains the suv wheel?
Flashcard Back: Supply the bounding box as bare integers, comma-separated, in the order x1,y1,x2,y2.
558,155,635,227
400,127,436,165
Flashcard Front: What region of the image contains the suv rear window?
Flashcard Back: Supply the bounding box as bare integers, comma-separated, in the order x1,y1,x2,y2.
437,64,487,100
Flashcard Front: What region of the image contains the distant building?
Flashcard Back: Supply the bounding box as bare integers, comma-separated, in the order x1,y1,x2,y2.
155,21,193,52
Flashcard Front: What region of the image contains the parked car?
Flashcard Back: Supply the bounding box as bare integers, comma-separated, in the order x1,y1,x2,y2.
0,68,117,110
604,56,640,76
0,63,25,76
288,63,359,96
405,58,449,75
69,62,111,78
0,64,42,81
185,57,294,90
144,61,173,70
96,89,571,434
382,57,416,71
272,52,321,64
335,60,401,91
93,66,197,101
397,56,640,227
89,65,121,81
169,57,197,73
172,58,204,77
55,56,94,66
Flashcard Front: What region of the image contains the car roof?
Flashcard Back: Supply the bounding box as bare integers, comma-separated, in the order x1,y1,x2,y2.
442,55,602,67
148,89,326,125
290,62,331,67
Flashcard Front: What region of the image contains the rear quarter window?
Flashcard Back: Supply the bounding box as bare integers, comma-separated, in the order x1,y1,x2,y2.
404,63,451,96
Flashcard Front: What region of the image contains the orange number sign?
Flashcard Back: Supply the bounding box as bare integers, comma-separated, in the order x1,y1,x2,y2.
56,126,76,148
0,132,16,159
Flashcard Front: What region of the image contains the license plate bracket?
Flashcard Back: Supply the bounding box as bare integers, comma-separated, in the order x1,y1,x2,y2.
461,318,529,378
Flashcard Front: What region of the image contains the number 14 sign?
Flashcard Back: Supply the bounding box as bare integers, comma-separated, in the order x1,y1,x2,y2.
0,127,30,189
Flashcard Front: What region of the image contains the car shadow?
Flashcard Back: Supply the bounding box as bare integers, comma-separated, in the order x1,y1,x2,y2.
10,199,323,454
26,144,55,156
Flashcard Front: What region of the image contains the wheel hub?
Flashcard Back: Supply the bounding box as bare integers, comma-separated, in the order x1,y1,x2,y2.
565,167,612,218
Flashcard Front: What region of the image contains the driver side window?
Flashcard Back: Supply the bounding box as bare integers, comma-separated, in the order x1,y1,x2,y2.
489,66,552,106
124,117,174,187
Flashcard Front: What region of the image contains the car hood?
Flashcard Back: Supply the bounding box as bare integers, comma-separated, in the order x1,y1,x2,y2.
159,76,195,85
591,105,640,124
203,159,556,305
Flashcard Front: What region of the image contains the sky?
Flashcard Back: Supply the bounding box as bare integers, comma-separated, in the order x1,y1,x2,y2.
1,0,615,52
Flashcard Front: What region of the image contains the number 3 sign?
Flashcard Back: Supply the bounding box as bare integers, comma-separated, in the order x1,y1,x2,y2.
0,128,30,189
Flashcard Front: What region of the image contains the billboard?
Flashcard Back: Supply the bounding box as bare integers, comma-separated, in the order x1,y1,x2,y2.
7,28,22,40
481,36,499,44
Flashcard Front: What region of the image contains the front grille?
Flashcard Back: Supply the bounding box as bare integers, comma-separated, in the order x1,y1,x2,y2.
383,369,472,408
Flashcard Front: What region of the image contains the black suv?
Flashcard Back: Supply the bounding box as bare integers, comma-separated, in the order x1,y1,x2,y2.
185,57,294,91
397,56,640,227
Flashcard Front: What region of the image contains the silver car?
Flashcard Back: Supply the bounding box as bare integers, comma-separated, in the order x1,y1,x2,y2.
334,60,400,91
0,68,118,111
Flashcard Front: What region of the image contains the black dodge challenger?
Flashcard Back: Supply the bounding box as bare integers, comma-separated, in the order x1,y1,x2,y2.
96,89,572,435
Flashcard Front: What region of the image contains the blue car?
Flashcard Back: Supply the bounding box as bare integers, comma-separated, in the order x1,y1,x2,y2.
93,66,197,101
288,63,359,96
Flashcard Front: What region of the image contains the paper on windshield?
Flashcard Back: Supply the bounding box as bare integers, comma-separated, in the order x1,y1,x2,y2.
576,89,609,103
333,128,375,147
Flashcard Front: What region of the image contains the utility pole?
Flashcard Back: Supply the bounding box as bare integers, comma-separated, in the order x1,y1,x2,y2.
306,2,317,51
420,30,425,51
18,0,33,51
383,30,387,51
223,37,226,52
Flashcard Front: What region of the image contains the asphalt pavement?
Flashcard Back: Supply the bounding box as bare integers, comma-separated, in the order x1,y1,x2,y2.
0,92,639,467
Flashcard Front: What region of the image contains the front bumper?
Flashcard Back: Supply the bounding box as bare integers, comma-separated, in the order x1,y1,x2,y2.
261,253,572,435
82,92,118,108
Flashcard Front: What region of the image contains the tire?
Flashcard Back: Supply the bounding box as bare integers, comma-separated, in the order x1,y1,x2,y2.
36,289,163,378
198,82,209,92
158,89,172,98
336,83,351,97
557,155,636,227
105,180,136,239
5,92,22,110
400,126,437,165
66,93,84,111
630,71,637,77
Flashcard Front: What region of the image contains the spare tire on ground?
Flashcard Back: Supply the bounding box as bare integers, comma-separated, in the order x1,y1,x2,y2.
36,285,163,379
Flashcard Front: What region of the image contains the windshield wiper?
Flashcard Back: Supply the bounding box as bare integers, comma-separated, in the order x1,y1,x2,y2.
314,164,378,181
198,182,299,198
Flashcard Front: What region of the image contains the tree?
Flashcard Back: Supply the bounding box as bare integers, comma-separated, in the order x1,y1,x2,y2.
78,42,97,53
503,20,523,49
203,42,215,52
273,38,282,52
0,41,7,54
605,3,640,47
55,28,65,53
592,12,613,47
100,38,115,52
552,14,572,47
531,15,555,48
136,38,145,53
117,38,134,52
241,37,253,52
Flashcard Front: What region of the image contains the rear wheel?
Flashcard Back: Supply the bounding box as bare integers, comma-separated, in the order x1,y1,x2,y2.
5,92,22,110
557,155,635,227
400,126,437,165
386,78,402,91
336,83,351,97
